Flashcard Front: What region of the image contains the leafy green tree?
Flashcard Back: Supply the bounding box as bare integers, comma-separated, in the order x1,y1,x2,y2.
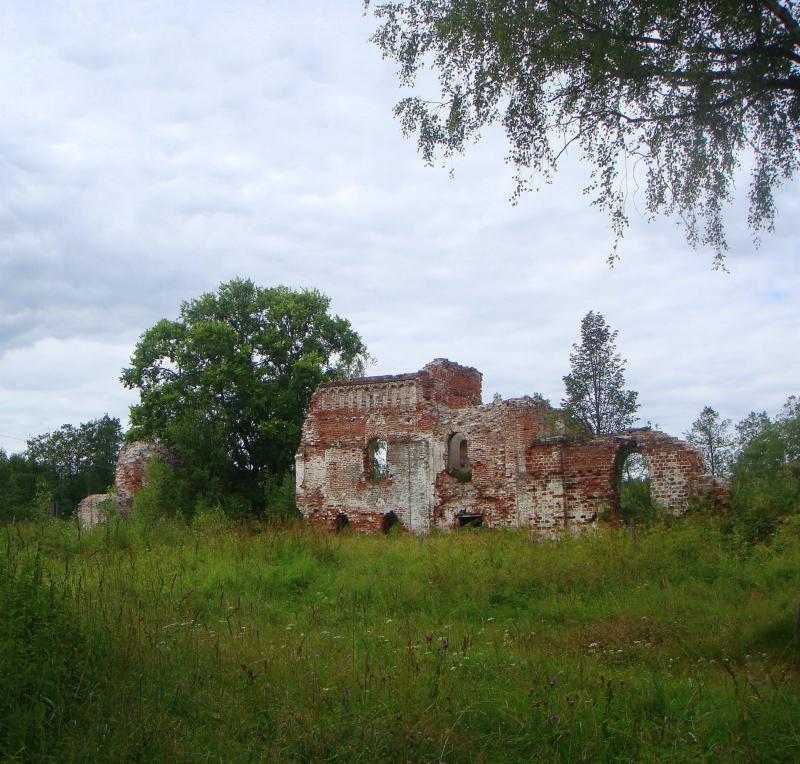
685,406,733,476
121,279,369,511
366,0,800,264
730,395,800,540
734,409,772,457
562,311,639,434
0,449,44,521
25,415,122,515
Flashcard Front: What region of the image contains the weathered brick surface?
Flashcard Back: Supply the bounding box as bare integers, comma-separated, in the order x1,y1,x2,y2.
77,441,179,529
114,441,178,502
75,493,129,529
296,359,730,534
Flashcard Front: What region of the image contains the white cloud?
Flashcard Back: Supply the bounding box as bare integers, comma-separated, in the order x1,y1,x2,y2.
0,0,797,454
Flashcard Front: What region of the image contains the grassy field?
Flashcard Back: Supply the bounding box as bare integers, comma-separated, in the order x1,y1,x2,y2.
2,515,799,762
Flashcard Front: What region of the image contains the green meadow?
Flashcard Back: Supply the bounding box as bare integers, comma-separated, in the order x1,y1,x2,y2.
2,515,799,762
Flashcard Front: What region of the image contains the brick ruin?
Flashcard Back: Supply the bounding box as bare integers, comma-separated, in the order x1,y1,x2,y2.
77,441,177,529
295,359,729,533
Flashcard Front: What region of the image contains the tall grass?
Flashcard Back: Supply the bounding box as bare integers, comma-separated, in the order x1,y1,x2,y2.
1,516,799,761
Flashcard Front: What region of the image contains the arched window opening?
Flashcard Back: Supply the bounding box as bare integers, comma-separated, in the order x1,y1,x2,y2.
335,512,350,532
447,433,471,481
381,511,400,534
367,439,388,482
617,450,655,525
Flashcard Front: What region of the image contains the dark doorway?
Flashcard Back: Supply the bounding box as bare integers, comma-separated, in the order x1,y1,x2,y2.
457,514,483,528
334,513,350,531
381,511,400,534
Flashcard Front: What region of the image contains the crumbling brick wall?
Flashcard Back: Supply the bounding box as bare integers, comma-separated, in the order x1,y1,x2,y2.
77,441,178,529
296,359,730,534
296,360,478,532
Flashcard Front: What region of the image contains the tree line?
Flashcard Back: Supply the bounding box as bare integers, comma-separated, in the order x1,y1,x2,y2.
2,280,796,540
0,415,122,522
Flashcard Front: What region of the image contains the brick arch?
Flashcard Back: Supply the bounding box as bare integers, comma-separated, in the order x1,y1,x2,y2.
549,429,712,526
617,430,706,513
612,440,652,508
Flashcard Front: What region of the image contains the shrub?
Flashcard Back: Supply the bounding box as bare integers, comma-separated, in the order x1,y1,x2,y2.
263,472,301,521
132,458,191,522
191,500,230,533
619,478,661,527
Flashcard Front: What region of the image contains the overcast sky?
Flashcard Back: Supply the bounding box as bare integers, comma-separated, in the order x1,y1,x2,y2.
1,0,798,454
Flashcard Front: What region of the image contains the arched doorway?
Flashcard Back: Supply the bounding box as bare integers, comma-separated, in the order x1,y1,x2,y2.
381,511,400,534
616,448,655,525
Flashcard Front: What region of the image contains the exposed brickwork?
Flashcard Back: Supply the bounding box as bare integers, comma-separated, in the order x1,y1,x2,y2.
296,360,730,534
77,441,179,529
75,493,127,529
114,441,178,502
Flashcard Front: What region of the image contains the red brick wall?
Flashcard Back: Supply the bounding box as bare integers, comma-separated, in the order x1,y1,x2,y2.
296,362,729,534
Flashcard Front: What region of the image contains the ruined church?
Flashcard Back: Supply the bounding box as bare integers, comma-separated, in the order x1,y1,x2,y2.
295,359,728,533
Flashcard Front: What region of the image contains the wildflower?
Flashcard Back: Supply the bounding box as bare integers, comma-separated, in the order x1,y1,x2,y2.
549,714,560,724
549,676,557,687
442,638,449,649
425,633,433,643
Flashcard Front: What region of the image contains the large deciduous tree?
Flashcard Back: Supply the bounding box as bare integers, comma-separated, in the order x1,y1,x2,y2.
685,405,733,476
562,311,639,434
366,1,800,264
121,279,369,509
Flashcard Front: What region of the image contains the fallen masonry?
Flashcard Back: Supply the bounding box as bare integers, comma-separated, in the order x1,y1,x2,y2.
295,359,729,534
77,441,178,529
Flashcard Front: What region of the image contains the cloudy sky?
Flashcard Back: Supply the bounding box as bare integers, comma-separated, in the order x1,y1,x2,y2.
1,0,798,453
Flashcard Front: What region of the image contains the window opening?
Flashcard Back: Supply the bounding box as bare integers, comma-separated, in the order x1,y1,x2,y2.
447,433,471,480
367,438,388,482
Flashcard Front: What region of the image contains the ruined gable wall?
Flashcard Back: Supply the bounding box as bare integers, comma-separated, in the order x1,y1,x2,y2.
420,358,482,408
297,373,443,532
523,430,721,528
